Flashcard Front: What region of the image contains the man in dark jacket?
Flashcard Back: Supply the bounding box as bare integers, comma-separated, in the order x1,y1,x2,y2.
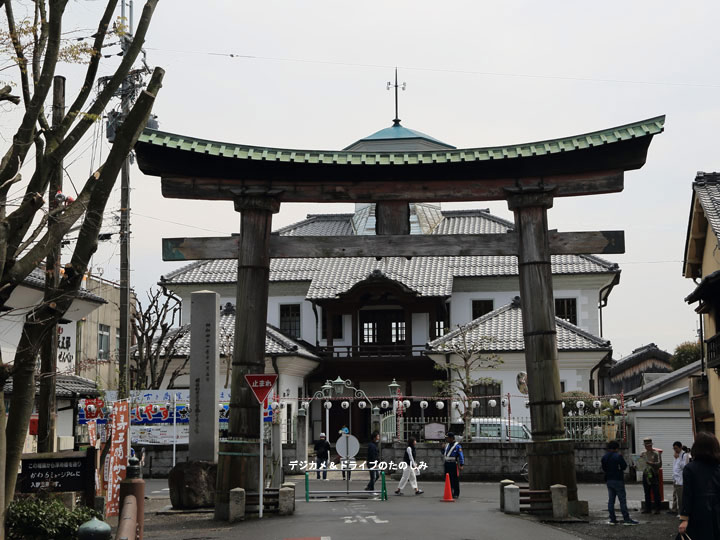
365,431,380,491
601,440,639,525
314,433,331,480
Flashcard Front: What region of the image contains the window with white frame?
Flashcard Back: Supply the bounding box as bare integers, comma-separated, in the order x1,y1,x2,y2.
98,324,110,361
555,298,578,325
279,304,301,338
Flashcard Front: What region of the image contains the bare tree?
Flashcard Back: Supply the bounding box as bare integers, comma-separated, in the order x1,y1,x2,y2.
433,324,503,441
131,287,189,390
0,1,162,532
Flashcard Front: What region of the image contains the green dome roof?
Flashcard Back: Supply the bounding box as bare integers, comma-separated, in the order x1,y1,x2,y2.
344,122,455,151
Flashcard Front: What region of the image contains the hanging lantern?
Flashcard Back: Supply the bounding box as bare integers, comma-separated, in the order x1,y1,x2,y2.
86,404,96,415
471,401,480,409
525,401,530,408
435,401,445,410
593,400,601,410
324,401,332,410
488,399,497,408
419,401,428,409
576,401,585,409
358,401,367,409
402,400,411,409
341,401,350,409
302,401,310,410
152,404,159,414
561,401,566,409
452,401,460,409
609,398,619,408
271,402,280,411
381,400,390,409
501,398,508,408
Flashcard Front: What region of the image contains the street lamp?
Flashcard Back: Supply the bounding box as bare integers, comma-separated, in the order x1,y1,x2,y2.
331,376,346,395
321,380,333,398
387,378,400,395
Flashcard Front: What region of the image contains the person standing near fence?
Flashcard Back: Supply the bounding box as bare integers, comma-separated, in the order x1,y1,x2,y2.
314,433,331,480
365,431,380,491
395,437,424,496
640,436,662,514
601,440,639,525
670,440,690,517
442,432,464,498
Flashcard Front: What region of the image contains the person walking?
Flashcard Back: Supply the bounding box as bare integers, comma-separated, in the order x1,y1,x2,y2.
395,437,424,496
314,433,331,480
640,436,662,514
365,431,380,491
670,440,690,517
442,432,464,498
601,440,639,525
678,431,720,540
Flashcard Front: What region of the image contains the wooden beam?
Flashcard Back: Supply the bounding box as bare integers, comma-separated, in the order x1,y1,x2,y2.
160,171,624,203
162,231,625,261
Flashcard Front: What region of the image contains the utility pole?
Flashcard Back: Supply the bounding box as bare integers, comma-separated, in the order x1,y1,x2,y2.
38,75,66,453
117,0,133,399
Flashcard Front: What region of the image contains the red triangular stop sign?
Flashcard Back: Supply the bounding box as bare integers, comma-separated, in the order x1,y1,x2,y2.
245,374,278,404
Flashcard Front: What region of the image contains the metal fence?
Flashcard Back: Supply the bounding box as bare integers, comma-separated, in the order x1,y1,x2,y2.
380,413,625,443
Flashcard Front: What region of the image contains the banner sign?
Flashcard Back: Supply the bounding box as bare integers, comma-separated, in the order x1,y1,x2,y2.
106,400,129,517
87,420,97,447
57,322,76,373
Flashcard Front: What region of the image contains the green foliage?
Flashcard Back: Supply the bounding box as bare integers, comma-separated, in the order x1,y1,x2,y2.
671,341,702,370
6,497,101,540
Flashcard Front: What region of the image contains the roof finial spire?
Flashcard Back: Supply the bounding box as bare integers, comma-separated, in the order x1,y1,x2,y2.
386,67,406,126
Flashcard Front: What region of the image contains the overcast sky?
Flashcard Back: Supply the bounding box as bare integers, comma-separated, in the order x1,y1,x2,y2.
7,0,720,359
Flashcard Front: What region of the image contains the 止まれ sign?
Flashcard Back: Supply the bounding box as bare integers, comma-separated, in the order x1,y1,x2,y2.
245,374,278,404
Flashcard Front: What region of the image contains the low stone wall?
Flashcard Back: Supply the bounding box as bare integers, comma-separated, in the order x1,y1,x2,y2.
283,441,632,482
140,440,626,482
138,443,297,478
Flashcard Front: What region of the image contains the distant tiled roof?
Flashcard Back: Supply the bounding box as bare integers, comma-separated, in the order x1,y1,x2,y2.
162,209,619,298
149,314,319,361
427,297,611,352
694,173,720,239
626,360,702,401
24,268,106,304
3,374,100,398
609,343,672,377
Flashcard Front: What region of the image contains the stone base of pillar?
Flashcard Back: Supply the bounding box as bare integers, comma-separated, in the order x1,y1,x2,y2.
527,439,578,502
228,487,246,523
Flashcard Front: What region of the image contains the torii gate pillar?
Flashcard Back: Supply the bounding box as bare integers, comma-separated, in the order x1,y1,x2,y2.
507,188,578,502
215,195,280,520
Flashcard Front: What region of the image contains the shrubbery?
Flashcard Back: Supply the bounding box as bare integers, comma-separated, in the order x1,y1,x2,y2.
6,497,101,540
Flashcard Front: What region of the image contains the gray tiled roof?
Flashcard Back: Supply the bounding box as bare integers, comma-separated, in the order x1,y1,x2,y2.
149,314,319,360
3,374,100,398
427,298,611,352
24,268,106,304
694,173,720,239
162,209,618,298
608,343,671,377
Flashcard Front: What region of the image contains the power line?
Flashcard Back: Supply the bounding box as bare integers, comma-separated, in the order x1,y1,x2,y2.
143,47,720,90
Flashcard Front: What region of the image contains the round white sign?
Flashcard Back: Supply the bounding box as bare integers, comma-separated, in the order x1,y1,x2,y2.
335,433,360,458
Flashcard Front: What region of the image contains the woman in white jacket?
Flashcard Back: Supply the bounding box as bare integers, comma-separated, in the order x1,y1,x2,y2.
395,437,424,495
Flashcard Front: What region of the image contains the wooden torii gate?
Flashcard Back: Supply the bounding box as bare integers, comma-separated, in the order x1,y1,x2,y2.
135,115,664,515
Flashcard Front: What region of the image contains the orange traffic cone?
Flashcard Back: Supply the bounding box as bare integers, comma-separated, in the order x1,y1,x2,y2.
441,473,454,502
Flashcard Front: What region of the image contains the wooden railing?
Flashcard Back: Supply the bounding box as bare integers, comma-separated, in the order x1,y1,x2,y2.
707,332,720,369
115,494,138,540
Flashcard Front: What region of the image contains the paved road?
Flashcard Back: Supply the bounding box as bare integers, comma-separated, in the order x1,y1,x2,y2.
142,478,673,540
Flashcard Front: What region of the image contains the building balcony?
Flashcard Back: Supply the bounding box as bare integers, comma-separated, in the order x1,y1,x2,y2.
318,344,428,360
707,332,720,370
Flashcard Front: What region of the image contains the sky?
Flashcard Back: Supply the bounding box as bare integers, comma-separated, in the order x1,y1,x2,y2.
5,0,720,359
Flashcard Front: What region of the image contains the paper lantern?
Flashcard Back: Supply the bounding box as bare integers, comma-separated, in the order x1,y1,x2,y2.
358,401,367,409
324,401,332,410
488,399,497,408
435,401,445,410
419,401,428,409
381,400,390,409
341,401,350,409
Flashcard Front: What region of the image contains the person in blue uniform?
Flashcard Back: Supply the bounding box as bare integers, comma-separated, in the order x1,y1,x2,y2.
442,432,464,498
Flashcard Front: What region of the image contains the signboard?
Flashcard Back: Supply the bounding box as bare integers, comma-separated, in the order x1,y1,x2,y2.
106,400,129,517
87,420,97,447
424,422,446,440
245,374,278,404
19,449,96,506
57,322,76,373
